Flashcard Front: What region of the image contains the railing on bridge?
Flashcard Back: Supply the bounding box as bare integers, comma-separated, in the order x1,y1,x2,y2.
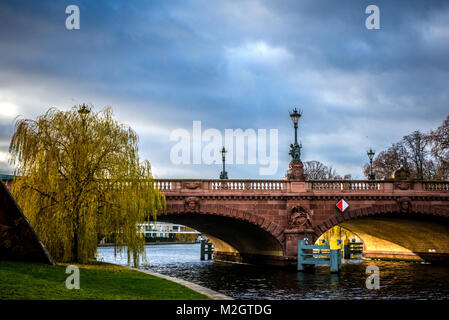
152,178,449,193
424,181,449,191
153,179,288,192
154,180,175,191
4,176,447,193
210,180,286,191
310,180,382,191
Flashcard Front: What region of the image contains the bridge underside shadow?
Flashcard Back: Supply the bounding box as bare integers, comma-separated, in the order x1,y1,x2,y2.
157,214,284,265
336,214,449,263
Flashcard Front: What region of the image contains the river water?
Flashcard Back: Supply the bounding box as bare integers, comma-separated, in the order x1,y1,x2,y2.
97,243,449,300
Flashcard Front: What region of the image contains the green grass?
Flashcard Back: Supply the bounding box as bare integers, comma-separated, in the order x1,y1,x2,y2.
0,261,211,300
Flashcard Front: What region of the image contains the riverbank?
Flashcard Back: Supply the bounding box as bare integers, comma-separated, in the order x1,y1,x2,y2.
0,261,211,300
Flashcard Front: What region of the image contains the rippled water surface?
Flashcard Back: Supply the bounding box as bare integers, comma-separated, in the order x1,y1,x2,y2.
97,243,449,300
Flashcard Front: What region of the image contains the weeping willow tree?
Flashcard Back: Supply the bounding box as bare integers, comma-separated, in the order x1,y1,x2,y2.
9,105,165,266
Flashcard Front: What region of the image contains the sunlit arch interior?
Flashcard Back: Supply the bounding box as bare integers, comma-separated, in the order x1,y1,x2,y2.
317,214,449,262
157,213,284,264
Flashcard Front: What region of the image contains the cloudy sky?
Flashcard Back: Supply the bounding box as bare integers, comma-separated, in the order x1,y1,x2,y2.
1,0,448,179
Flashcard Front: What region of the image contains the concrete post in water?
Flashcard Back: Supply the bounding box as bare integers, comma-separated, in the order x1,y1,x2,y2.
343,239,350,259
329,240,341,272
206,242,213,260
297,240,305,271
330,249,340,273
200,239,213,260
200,239,205,260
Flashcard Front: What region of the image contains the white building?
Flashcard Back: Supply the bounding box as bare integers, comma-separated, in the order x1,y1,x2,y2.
137,222,200,239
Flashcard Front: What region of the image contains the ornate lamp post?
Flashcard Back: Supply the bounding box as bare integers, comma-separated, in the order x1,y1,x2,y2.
74,104,90,258
367,148,375,180
219,146,228,180
286,108,306,181
78,104,90,124
289,108,302,162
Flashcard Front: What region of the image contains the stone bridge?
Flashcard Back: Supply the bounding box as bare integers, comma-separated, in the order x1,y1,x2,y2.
154,178,449,266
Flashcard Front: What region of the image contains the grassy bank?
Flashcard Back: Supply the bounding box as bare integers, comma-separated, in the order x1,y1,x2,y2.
0,261,211,300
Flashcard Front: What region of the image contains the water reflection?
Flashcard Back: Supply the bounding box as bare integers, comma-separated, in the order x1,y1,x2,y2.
97,243,449,300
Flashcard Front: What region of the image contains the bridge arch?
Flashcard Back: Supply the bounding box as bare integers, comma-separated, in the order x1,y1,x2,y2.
314,203,449,262
158,203,285,264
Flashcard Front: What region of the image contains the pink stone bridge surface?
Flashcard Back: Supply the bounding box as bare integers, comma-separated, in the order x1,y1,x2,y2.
155,179,449,266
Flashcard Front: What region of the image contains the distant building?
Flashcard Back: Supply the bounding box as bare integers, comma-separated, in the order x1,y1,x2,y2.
137,222,200,242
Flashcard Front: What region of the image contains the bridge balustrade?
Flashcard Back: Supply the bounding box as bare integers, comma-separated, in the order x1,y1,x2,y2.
424,182,449,191
310,181,344,190
310,180,381,191
154,180,174,191
348,181,381,191
209,180,286,191
150,179,449,194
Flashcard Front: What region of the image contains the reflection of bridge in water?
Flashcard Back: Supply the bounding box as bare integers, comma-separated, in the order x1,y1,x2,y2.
154,178,449,266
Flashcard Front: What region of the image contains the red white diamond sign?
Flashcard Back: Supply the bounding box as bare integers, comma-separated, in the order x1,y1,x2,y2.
336,199,349,212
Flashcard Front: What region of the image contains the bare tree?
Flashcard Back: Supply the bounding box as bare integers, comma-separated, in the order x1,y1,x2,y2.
304,160,350,180
428,116,449,179
364,118,449,180
363,142,409,179
403,130,428,180
304,160,329,179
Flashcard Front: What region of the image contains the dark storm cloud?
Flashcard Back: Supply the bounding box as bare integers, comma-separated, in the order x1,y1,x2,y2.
0,0,448,178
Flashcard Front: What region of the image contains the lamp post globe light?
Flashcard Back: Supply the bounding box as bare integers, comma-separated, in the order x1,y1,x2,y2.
219,146,228,180
290,108,301,129
367,148,376,180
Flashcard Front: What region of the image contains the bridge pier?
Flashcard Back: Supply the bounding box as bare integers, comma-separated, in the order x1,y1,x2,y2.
284,228,317,257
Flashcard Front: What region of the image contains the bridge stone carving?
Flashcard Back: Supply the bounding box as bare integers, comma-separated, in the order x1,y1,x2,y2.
155,179,449,265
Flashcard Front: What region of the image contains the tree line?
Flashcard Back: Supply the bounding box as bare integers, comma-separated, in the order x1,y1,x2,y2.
363,116,449,180
303,160,351,180
302,115,449,181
